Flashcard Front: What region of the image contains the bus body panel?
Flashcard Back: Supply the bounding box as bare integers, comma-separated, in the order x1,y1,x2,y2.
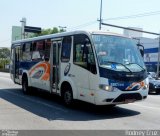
69,64,94,103
94,77,148,105
28,61,50,91
94,86,148,105
59,76,78,99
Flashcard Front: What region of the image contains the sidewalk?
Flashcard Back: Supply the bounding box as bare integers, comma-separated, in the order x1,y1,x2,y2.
0,71,10,78
0,69,9,73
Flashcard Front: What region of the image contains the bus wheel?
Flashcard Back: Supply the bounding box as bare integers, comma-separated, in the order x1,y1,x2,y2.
63,89,73,106
22,76,29,94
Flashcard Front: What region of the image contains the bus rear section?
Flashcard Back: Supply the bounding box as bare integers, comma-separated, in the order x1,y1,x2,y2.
10,31,149,106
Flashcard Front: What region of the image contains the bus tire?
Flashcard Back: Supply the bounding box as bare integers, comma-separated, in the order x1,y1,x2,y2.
61,84,74,106
22,75,30,94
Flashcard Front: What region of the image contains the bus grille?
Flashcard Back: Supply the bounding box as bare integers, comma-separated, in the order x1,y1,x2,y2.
113,93,142,103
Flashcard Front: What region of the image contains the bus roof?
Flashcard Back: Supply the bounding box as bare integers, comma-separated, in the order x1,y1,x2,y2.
12,30,129,45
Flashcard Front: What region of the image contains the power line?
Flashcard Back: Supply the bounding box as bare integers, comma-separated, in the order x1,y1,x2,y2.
101,23,160,35
67,20,97,31
103,10,160,21
68,10,160,31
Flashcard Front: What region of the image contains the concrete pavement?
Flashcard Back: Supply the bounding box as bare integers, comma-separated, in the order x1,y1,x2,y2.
0,72,160,130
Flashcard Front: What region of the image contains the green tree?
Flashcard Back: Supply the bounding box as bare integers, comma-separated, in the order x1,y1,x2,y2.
30,27,66,37
0,48,10,59
0,48,10,69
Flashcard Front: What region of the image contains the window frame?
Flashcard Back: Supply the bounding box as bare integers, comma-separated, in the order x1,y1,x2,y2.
22,42,32,61
44,39,51,60
31,40,45,61
73,34,97,74
61,36,72,63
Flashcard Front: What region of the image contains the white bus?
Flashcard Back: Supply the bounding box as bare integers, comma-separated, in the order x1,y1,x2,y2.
10,30,149,106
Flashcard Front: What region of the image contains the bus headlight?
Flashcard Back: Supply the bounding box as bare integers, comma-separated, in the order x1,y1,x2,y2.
99,84,114,91
143,84,149,89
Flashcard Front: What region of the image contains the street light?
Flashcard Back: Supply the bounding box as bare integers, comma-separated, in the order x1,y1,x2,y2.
20,18,26,39
99,0,103,30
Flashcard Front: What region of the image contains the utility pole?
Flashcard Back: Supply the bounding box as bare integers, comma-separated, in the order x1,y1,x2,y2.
20,18,26,39
99,0,103,30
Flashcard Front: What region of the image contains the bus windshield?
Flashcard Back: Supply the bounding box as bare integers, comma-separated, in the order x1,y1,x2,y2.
92,34,146,72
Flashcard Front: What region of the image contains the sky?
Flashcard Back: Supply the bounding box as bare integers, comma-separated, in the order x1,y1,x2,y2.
0,0,160,47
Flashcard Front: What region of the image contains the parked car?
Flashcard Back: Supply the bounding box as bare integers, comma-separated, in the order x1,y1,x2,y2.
148,72,157,78
148,75,160,94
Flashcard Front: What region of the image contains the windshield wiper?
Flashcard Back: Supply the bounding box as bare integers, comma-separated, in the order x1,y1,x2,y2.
103,61,132,73
127,63,146,71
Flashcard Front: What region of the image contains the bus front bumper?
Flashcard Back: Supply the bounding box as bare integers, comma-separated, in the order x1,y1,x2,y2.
94,88,148,105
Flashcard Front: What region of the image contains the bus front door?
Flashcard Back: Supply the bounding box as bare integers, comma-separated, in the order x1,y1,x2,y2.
50,40,61,93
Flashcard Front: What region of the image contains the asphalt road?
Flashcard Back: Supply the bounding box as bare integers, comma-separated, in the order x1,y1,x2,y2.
0,72,160,130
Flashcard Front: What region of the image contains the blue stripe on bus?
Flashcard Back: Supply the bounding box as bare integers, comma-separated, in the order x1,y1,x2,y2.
14,61,40,76
145,62,157,65
144,48,158,53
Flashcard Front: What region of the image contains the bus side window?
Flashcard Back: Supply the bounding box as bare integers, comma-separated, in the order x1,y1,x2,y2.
73,34,96,74
32,40,45,60
61,36,72,62
22,43,32,61
45,39,51,61
87,42,97,74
